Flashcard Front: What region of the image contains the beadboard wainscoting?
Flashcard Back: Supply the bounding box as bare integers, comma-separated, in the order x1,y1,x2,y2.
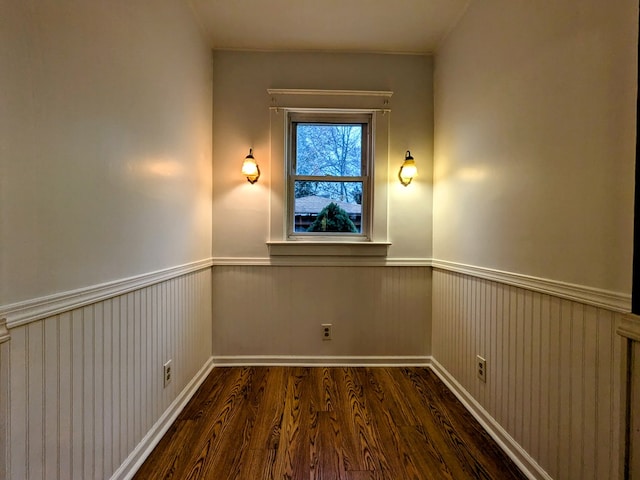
617,314,640,478
0,335,9,480
212,265,431,363
1,266,213,480
432,268,625,480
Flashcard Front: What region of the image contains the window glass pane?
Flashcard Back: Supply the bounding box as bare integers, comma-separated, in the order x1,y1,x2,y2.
293,181,363,233
296,124,362,176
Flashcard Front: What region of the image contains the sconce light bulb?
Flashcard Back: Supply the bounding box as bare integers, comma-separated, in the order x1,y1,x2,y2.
242,159,258,176
401,162,417,179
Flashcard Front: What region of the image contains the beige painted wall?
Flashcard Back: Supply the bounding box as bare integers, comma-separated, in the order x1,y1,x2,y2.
212,51,433,260
433,0,637,294
0,0,213,305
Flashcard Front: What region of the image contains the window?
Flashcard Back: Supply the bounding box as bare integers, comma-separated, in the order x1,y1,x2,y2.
267,89,392,255
287,112,372,239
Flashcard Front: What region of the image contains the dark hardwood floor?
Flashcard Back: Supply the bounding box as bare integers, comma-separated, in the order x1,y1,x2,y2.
134,367,527,480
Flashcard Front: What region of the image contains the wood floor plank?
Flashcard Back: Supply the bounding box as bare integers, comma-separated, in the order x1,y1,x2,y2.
423,368,527,479
198,367,270,480
310,412,342,480
354,368,420,478
312,367,337,413
399,425,458,480
238,367,288,479
132,419,194,479
328,368,371,473
135,367,528,480
386,368,467,478
345,470,384,480
380,368,424,426
180,367,235,420
246,367,288,450
337,367,386,474
272,367,313,480
378,369,458,479
397,367,494,479
401,367,527,480
133,367,245,480
173,367,256,480
239,448,278,480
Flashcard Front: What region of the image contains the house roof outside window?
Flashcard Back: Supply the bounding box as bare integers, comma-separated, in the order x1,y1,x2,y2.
294,195,362,215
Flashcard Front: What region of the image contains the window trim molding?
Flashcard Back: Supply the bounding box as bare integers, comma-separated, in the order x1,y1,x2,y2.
268,91,391,252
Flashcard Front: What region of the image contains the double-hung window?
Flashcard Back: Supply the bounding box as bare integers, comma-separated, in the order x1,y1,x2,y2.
287,112,372,239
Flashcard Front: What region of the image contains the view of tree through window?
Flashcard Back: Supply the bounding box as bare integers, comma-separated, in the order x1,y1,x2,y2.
291,121,369,234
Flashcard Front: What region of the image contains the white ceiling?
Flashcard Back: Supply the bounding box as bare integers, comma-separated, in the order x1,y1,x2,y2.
188,0,470,54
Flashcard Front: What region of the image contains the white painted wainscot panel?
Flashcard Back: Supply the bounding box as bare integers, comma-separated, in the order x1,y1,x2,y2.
432,268,625,480
1,266,213,480
212,265,431,364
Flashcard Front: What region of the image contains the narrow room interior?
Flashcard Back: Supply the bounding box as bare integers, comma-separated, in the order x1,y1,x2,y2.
1,1,638,479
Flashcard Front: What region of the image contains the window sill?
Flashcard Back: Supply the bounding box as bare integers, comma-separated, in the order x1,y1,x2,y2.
267,241,391,257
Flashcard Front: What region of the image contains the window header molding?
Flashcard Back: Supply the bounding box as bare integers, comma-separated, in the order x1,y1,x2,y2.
268,89,392,112
267,89,393,97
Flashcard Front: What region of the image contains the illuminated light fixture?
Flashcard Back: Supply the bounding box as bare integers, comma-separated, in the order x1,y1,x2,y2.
241,148,260,184
398,150,417,186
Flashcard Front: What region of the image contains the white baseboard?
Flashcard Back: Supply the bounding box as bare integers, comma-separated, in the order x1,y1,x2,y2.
428,358,553,480
212,355,432,367
111,356,215,480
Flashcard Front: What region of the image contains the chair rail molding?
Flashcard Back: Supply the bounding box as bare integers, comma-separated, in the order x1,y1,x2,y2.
211,256,431,266
0,258,213,329
431,258,630,312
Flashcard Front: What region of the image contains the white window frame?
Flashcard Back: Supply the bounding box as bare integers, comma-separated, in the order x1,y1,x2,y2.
267,89,392,256
287,111,373,240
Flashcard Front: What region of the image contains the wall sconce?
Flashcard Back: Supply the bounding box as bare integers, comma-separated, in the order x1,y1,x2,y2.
398,150,417,186
241,148,260,184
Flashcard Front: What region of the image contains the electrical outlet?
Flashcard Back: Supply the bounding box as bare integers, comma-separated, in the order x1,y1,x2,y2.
322,324,332,341
163,359,173,388
476,355,487,383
